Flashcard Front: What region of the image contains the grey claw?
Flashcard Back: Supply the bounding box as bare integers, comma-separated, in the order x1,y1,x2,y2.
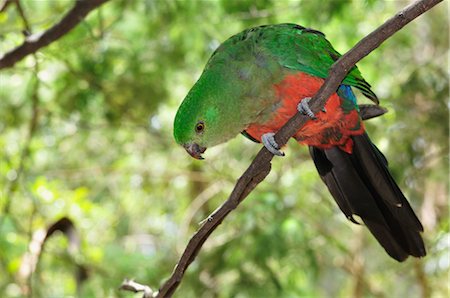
297,97,317,120
261,133,285,156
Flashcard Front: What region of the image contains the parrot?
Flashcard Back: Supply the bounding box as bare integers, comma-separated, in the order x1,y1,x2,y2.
173,23,426,261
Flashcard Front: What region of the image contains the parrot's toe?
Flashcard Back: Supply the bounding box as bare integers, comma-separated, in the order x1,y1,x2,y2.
261,133,285,156
297,97,317,120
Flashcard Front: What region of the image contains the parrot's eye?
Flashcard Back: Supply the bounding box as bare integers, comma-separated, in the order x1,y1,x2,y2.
195,121,205,134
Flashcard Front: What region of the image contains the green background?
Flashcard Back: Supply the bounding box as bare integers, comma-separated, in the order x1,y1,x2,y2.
0,1,448,297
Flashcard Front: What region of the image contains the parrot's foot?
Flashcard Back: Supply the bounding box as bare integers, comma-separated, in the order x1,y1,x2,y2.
261,133,285,156
297,97,317,120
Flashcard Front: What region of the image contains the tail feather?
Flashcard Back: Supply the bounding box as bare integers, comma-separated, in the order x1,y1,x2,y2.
309,133,426,261
351,135,424,231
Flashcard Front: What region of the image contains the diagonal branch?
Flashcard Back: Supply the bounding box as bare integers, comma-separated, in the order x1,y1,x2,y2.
0,0,109,70
0,0,13,13
121,0,443,297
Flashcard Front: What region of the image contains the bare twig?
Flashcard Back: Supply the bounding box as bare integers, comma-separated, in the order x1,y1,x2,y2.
0,0,12,13
0,0,109,70
119,0,443,297
14,0,31,35
119,279,155,298
18,217,87,296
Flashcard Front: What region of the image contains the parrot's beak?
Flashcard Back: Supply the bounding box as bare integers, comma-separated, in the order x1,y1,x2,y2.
183,143,207,160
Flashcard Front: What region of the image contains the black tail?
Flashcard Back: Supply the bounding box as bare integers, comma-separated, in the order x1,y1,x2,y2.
309,133,426,261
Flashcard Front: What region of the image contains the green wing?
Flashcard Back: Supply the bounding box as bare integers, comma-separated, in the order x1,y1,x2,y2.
256,24,378,104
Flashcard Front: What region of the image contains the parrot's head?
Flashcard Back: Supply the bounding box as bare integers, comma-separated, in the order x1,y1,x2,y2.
173,28,280,159
173,68,248,160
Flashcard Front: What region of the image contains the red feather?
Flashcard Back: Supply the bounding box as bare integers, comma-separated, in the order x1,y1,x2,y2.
246,72,365,153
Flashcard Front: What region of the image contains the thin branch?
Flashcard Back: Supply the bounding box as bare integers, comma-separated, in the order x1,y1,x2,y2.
0,0,12,13
119,279,154,298
14,0,31,35
120,0,443,297
18,217,87,296
0,0,109,70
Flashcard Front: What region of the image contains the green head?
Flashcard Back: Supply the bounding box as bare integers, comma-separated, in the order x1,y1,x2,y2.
173,25,284,159
173,67,249,159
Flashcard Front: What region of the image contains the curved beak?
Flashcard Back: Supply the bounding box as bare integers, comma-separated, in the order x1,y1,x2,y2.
183,143,207,160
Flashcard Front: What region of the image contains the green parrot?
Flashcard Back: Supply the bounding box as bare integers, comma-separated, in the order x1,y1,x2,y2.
173,23,425,261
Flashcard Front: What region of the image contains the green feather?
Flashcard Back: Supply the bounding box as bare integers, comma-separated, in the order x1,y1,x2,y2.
227,24,378,103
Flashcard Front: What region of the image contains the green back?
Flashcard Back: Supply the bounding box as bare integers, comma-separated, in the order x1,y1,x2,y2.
211,23,378,103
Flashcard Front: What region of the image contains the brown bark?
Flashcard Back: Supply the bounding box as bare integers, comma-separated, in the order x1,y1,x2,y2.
0,0,109,70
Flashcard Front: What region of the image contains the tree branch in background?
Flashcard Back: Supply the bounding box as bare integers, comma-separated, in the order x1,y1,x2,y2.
0,0,110,248
18,217,87,296
120,279,154,298
14,0,31,35
0,0,13,13
0,0,109,70
118,1,443,297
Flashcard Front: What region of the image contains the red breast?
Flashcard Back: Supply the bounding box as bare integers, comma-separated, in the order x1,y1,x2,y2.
245,72,365,153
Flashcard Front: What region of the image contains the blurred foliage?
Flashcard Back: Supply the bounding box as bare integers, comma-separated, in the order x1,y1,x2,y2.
0,0,448,297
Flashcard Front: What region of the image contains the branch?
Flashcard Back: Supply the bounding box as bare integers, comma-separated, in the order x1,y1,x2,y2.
122,0,443,297
0,0,13,13
18,217,87,296
14,0,31,36
119,279,154,298
0,0,109,70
